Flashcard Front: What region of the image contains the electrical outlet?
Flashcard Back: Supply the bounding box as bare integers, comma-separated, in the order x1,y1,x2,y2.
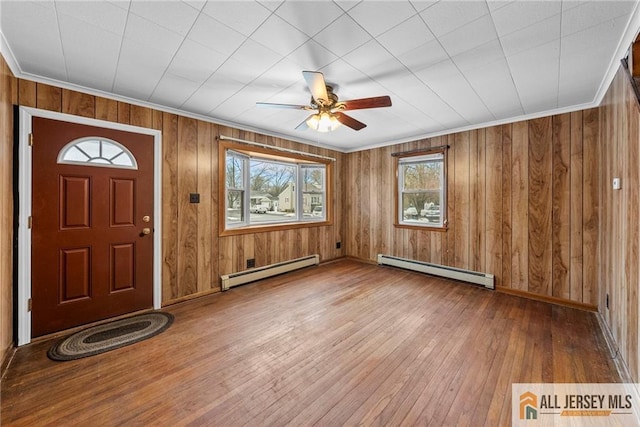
189,193,200,203
247,258,255,269
336,242,341,249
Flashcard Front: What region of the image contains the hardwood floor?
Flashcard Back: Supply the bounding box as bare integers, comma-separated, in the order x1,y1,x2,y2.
1,260,619,426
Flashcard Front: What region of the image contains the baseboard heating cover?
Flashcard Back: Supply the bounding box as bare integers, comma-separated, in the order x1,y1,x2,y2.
377,254,494,289
220,254,320,291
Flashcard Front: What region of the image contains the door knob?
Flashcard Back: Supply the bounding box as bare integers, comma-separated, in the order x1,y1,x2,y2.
141,227,151,236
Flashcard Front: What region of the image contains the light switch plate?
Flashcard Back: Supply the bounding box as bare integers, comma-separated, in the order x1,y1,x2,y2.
613,178,621,190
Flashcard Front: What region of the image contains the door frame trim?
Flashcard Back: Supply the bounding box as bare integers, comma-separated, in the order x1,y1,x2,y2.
17,107,163,345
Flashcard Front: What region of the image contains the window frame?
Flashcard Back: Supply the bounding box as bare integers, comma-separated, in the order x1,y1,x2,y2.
394,147,448,231
219,141,333,236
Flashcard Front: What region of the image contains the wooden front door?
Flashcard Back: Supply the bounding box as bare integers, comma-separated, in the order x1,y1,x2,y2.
31,117,154,337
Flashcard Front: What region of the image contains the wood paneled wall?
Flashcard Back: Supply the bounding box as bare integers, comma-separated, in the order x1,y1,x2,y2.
13,80,345,308
598,65,640,382
1,53,16,365
345,112,600,307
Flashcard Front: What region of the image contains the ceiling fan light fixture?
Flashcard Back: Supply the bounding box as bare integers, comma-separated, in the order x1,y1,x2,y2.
307,112,341,132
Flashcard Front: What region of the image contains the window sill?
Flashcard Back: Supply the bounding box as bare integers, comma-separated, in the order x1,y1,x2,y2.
394,222,448,232
220,219,333,237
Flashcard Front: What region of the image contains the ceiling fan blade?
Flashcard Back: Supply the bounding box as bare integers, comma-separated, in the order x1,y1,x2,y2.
302,71,329,106
296,115,313,130
256,102,309,110
341,95,392,111
334,112,366,131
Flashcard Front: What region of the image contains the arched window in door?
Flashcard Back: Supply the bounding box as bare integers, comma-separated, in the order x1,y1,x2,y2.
57,137,138,169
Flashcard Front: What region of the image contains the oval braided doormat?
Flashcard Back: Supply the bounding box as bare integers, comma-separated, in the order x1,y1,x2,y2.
48,312,174,361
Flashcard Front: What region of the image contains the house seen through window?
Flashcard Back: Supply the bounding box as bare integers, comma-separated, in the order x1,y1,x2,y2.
221,141,331,234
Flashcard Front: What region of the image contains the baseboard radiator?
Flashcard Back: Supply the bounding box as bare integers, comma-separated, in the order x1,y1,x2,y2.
377,254,494,289
220,254,320,291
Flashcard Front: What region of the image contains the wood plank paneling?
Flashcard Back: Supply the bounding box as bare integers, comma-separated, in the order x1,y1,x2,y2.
485,125,503,287
598,65,640,382
570,111,584,302
36,83,61,112
511,121,529,291
62,89,94,118
345,110,601,308
552,114,571,300
197,121,213,293
162,113,179,300
501,125,512,290
0,54,15,364
528,117,553,296
177,117,198,297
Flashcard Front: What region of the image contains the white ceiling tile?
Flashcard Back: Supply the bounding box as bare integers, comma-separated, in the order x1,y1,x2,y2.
286,39,338,71
215,57,263,85
170,39,227,82
201,0,271,36
438,14,498,57
58,14,121,90
188,13,246,57
181,78,239,113
452,39,505,73
254,60,311,102
55,1,128,35
377,14,434,57
487,1,514,13
204,74,246,111
129,1,200,36
561,1,635,37
274,1,345,37
232,39,282,73
347,1,417,37
123,13,183,53
461,58,524,119
410,1,438,13
561,15,628,54
398,39,449,73
420,1,489,37
257,0,284,12
342,39,398,75
507,40,560,113
490,1,561,37
415,60,493,123
250,14,309,56
1,1,66,78
1,0,637,151
500,14,561,58
113,66,162,101
182,0,207,12
150,73,202,107
106,1,130,11
312,14,371,57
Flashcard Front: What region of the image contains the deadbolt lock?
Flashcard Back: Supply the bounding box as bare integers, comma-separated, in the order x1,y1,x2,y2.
142,215,150,223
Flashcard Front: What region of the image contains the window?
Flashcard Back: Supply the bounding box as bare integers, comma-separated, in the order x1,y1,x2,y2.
58,137,137,169
220,141,332,235
396,149,447,229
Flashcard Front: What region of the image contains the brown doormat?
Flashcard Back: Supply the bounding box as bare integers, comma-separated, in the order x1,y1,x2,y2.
47,312,174,361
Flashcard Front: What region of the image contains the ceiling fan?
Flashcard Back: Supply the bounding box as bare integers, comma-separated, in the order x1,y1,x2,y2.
256,71,392,132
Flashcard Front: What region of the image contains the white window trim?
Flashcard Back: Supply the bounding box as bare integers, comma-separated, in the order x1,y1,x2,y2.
223,147,328,231
396,150,447,229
